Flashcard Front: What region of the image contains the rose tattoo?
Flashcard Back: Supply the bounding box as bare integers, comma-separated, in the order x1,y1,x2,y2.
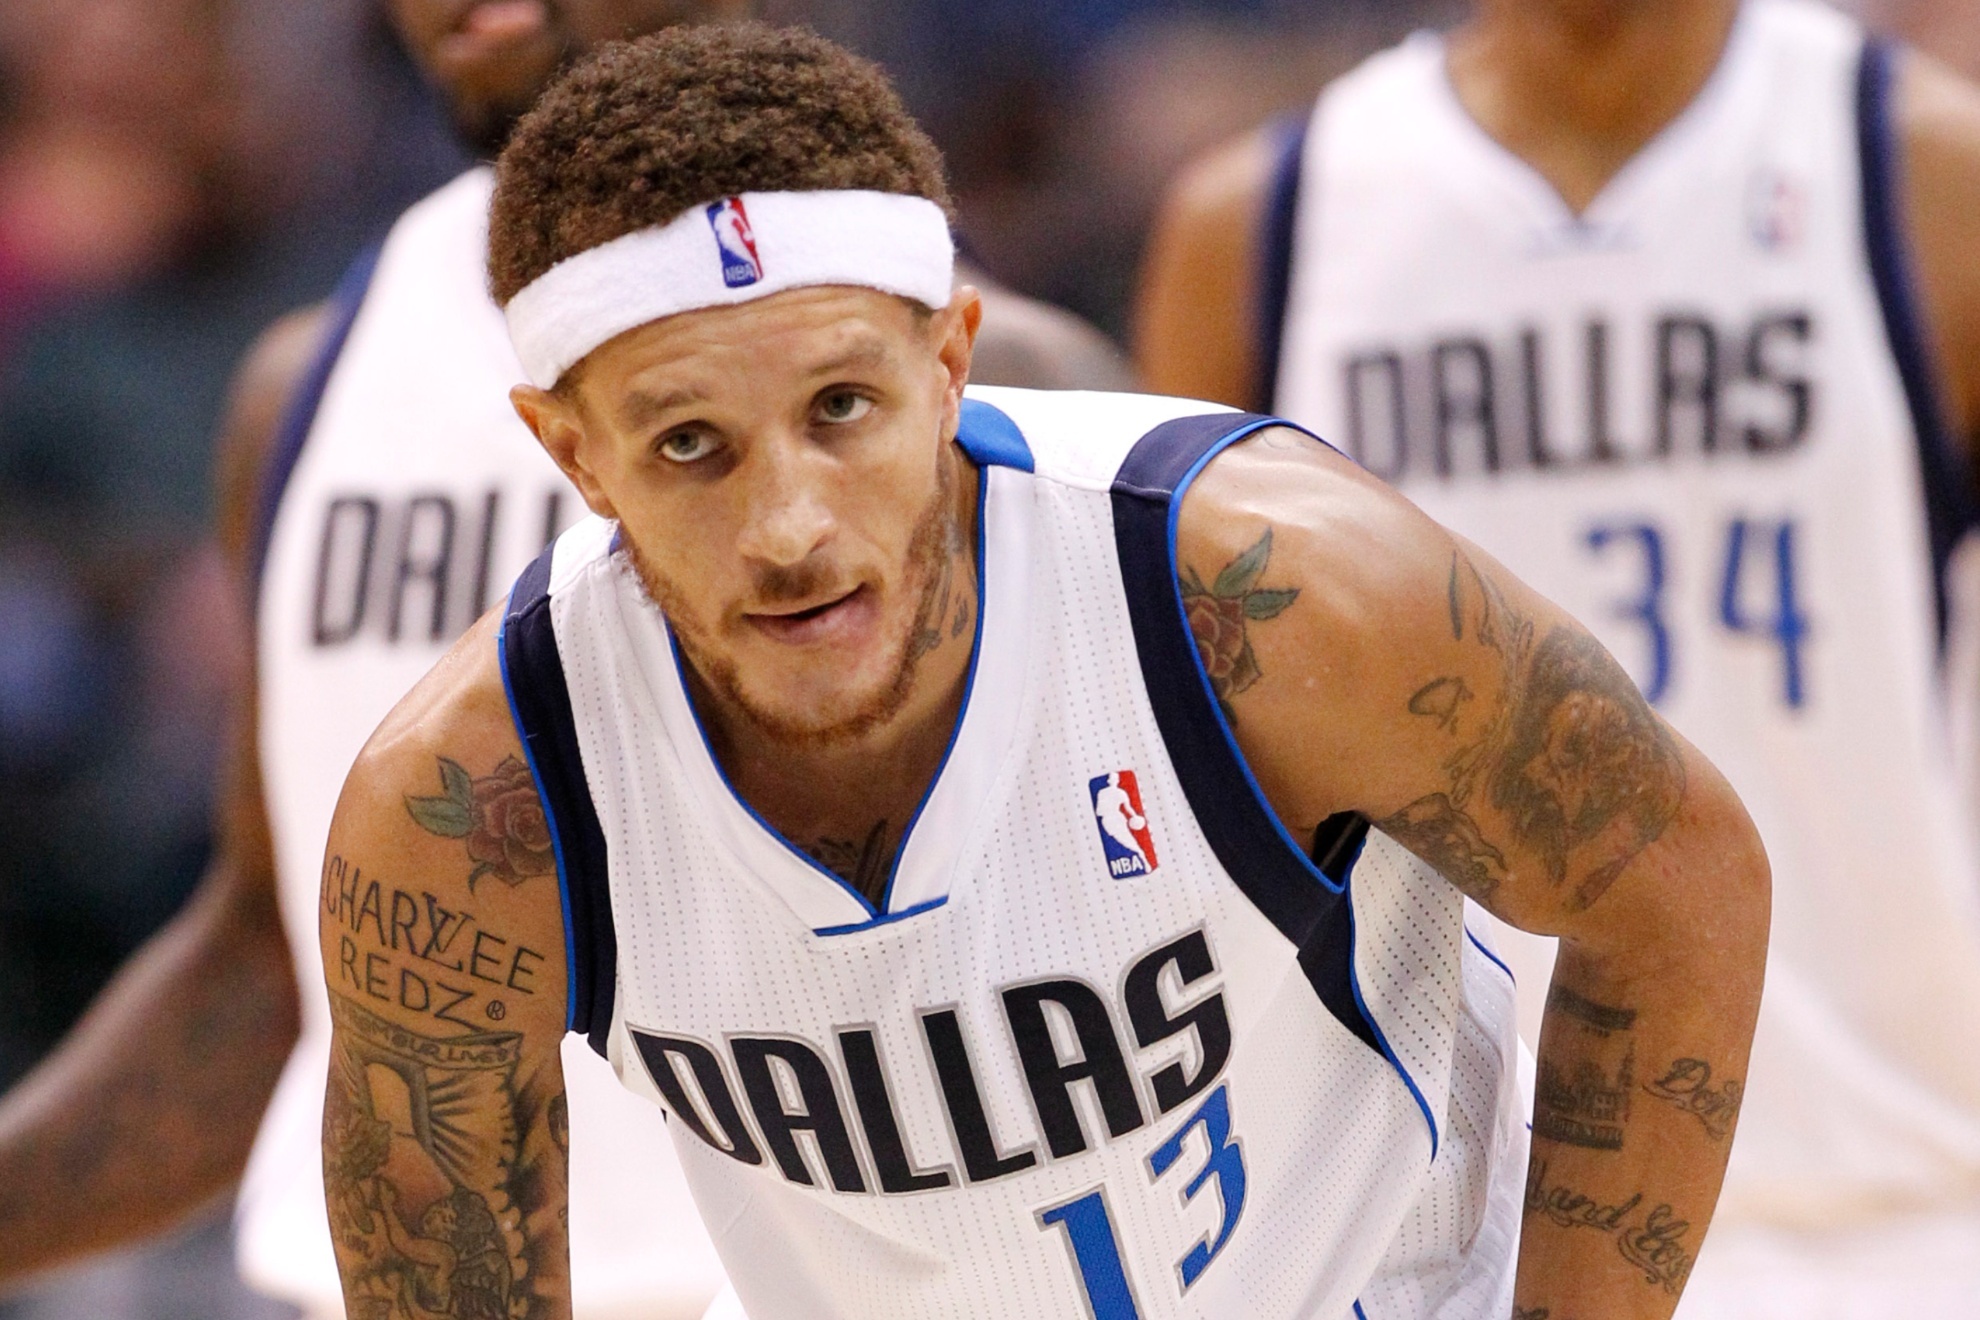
405,756,556,889
1180,528,1300,721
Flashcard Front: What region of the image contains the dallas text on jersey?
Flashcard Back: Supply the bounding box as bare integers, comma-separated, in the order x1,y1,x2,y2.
1339,308,1814,481
628,927,1233,1196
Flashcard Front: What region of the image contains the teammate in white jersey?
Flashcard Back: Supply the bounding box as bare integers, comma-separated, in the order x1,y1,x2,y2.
1138,0,1980,1313
321,24,1767,1319
0,3,1126,1317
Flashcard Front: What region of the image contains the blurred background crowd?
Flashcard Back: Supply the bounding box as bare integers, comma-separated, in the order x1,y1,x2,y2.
0,0,1968,1315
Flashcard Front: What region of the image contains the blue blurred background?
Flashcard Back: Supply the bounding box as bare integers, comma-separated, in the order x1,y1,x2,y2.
0,0,1963,1314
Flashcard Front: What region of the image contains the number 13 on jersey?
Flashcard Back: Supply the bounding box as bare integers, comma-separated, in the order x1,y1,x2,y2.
1036,1083,1247,1317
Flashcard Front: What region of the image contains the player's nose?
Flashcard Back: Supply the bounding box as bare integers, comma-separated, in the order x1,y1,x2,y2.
732,433,836,568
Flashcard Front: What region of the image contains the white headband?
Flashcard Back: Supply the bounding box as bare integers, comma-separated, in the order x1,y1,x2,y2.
503,189,956,388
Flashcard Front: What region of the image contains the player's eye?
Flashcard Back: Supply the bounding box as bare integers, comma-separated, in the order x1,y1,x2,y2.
816,390,873,425
655,429,720,464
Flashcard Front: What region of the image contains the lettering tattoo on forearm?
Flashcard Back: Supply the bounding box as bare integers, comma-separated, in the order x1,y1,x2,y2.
1643,1058,1744,1142
405,756,555,890
325,993,563,1319
1524,1160,1699,1298
1378,552,1685,911
1178,528,1301,722
1618,1204,1697,1295
322,854,549,1031
1524,1158,1642,1232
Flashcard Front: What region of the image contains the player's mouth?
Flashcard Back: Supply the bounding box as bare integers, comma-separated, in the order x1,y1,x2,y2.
435,0,555,73
744,586,877,647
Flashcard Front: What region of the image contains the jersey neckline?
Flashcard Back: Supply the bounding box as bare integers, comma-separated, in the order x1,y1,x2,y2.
643,407,1035,937
1408,0,1764,237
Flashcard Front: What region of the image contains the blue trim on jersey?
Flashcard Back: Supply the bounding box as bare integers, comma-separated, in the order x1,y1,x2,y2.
500,548,619,1056
661,625,882,915
1858,37,1979,650
871,457,992,918
1255,112,1309,413
1353,1302,1369,1320
1466,927,1517,985
956,398,1035,472
664,435,997,933
1346,871,1440,1158
813,896,951,937
248,242,382,596
1111,412,1384,1063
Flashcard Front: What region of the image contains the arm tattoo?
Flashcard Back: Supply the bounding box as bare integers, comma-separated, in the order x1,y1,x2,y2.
806,819,895,906
325,993,560,1319
1525,1160,1698,1297
1643,1058,1744,1142
1535,986,1638,1151
1379,552,1685,910
405,756,555,890
1548,985,1637,1035
1524,1158,1641,1232
1370,793,1510,898
1534,1049,1634,1152
1179,528,1301,722
1618,1204,1697,1295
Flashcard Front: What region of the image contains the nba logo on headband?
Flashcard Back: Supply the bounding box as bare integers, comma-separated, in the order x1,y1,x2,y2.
505,190,954,387
706,197,763,288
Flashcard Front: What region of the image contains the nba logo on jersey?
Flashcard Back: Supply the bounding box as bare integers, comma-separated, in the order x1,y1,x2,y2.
706,197,763,287
1089,770,1158,878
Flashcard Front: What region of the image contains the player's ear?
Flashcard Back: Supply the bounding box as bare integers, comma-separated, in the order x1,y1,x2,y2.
511,384,620,521
934,286,982,442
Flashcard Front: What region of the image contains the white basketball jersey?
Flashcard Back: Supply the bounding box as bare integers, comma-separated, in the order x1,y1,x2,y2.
242,168,727,1319
1271,0,1980,1224
500,387,1528,1319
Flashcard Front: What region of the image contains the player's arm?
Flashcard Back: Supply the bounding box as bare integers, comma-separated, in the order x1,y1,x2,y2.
1132,125,1278,408
1900,50,1980,457
0,305,327,1284
1179,430,1769,1319
318,614,573,1320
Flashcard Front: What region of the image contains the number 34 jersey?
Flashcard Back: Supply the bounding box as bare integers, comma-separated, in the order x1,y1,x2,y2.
502,388,1527,1319
1270,0,1980,1221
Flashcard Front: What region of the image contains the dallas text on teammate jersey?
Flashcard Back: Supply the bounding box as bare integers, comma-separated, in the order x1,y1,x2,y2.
1340,309,1813,481
308,485,570,647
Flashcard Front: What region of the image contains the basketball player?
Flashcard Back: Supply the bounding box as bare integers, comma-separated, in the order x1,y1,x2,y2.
319,24,1767,1319
0,3,1124,1317
1137,0,1980,1312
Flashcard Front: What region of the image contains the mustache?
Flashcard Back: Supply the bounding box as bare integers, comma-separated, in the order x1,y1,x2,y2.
749,561,839,609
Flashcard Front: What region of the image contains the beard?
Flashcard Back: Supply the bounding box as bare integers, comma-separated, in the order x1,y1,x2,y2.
631,453,965,748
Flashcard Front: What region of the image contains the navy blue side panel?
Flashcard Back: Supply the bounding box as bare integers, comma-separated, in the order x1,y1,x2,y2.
957,398,1035,472
499,548,618,1057
1111,412,1378,1055
249,242,383,595
1255,112,1311,414
1858,38,1978,649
